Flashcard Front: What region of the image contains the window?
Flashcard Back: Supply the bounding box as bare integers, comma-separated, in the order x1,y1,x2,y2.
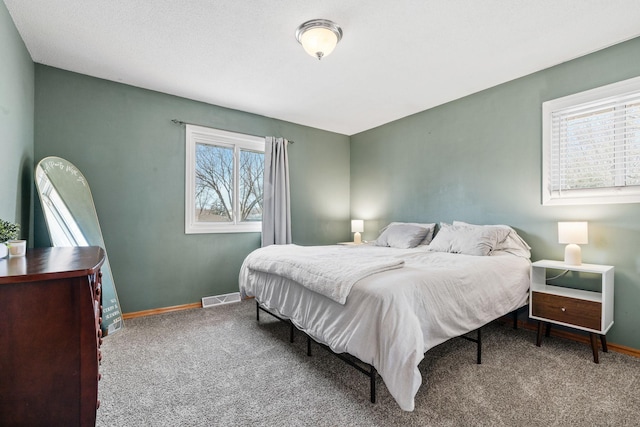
185,124,265,233
542,76,640,205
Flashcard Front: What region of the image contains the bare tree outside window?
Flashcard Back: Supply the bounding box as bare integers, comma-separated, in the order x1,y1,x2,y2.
186,125,264,233
239,150,264,222
194,143,264,223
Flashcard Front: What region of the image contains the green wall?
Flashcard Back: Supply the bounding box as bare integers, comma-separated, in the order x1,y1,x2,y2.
34,66,350,313
0,1,34,238
351,37,640,350
8,0,640,348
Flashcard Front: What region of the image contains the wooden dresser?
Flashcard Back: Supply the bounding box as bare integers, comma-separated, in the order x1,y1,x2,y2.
0,247,105,426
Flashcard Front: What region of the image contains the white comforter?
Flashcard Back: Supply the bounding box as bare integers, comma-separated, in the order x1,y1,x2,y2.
239,245,530,411
244,244,404,304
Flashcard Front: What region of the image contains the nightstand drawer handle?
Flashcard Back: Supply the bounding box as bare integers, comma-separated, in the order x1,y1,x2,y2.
561,307,566,312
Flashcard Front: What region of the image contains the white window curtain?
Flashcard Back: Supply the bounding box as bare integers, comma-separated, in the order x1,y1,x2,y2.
261,137,291,246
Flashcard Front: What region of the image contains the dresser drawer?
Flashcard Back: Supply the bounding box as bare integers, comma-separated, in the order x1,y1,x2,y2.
532,291,601,331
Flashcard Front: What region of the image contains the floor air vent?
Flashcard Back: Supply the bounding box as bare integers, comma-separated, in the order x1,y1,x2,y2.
202,292,241,308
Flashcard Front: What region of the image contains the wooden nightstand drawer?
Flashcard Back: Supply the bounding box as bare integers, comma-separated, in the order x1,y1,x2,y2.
532,291,601,330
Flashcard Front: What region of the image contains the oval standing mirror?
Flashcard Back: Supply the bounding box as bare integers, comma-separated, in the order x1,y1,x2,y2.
35,156,123,336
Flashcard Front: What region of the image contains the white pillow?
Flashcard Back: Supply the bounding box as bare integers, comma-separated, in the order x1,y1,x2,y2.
452,221,531,258
380,222,436,245
374,223,430,249
429,223,510,256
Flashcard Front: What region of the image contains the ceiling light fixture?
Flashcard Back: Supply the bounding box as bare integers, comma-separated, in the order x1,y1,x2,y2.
295,19,343,60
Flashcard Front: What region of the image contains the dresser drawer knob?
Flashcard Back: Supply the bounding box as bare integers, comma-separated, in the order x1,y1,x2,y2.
561,307,566,312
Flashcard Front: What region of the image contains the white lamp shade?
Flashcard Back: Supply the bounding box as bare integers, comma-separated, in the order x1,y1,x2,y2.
558,221,588,265
558,222,588,244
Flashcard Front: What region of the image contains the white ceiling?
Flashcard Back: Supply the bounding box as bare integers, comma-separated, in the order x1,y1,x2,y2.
5,1,640,136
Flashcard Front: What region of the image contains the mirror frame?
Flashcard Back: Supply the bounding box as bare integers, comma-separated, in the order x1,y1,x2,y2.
35,156,123,335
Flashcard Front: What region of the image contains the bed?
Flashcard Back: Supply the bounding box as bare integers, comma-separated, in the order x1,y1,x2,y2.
239,221,531,411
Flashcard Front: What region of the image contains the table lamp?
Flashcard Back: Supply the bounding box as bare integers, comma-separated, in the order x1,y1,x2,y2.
558,221,588,265
351,220,364,244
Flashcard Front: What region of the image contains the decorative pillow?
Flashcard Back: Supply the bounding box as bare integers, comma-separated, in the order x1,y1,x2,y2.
374,223,430,249
452,221,531,258
428,223,510,256
379,222,436,245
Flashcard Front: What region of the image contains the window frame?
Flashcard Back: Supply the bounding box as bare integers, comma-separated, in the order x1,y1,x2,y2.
185,124,265,234
542,75,640,206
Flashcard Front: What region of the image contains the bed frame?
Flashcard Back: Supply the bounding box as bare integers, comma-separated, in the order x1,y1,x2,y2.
256,301,523,404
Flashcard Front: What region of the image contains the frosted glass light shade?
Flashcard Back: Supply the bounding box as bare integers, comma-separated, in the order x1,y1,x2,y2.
300,27,337,58
295,19,343,60
558,221,588,265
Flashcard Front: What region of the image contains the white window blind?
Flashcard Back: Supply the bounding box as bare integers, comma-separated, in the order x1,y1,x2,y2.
542,76,640,205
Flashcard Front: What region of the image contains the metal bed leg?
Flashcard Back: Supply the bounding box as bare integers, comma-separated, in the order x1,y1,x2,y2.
370,365,377,403
477,328,482,364
256,301,294,342
461,327,482,364
255,303,378,405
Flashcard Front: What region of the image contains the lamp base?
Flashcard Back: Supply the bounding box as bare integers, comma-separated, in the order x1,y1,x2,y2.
353,232,362,244
564,243,582,265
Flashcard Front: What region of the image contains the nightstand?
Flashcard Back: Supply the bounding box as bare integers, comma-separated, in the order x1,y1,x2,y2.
529,260,614,363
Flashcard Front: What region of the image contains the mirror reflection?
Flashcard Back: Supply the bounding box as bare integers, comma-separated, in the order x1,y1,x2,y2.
35,156,123,335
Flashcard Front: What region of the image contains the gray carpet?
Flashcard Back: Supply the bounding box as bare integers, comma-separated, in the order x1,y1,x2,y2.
96,300,639,426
